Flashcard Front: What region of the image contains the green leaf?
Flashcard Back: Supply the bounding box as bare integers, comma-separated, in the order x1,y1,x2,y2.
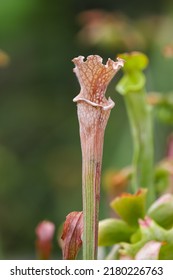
159,243,173,260
138,217,166,240
130,229,142,243
120,217,166,259
110,189,147,227
147,194,173,229
98,218,134,246
120,240,146,259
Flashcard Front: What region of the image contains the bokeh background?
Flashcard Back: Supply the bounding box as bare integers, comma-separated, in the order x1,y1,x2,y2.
1,0,173,259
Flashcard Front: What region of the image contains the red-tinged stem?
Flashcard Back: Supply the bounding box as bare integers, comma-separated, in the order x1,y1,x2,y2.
78,103,110,260
82,131,103,259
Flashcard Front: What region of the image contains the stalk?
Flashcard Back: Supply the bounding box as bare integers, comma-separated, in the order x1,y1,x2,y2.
73,55,124,259
80,105,105,259
124,91,155,204
116,52,155,206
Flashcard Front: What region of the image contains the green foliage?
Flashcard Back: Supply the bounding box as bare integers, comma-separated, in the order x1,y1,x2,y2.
110,189,147,227
98,218,134,246
98,51,173,259
99,191,173,259
147,194,173,229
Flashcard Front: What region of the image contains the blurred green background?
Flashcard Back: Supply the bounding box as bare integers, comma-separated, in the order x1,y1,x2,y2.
0,0,173,259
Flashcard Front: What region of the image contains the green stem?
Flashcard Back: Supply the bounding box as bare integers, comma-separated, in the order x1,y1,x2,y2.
81,131,103,260
124,91,155,206
76,99,112,260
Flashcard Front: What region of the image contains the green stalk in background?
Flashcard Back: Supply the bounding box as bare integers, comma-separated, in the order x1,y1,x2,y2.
116,52,155,206
73,55,124,259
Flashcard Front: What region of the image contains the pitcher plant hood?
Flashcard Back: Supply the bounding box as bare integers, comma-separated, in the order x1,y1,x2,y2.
73,55,124,110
